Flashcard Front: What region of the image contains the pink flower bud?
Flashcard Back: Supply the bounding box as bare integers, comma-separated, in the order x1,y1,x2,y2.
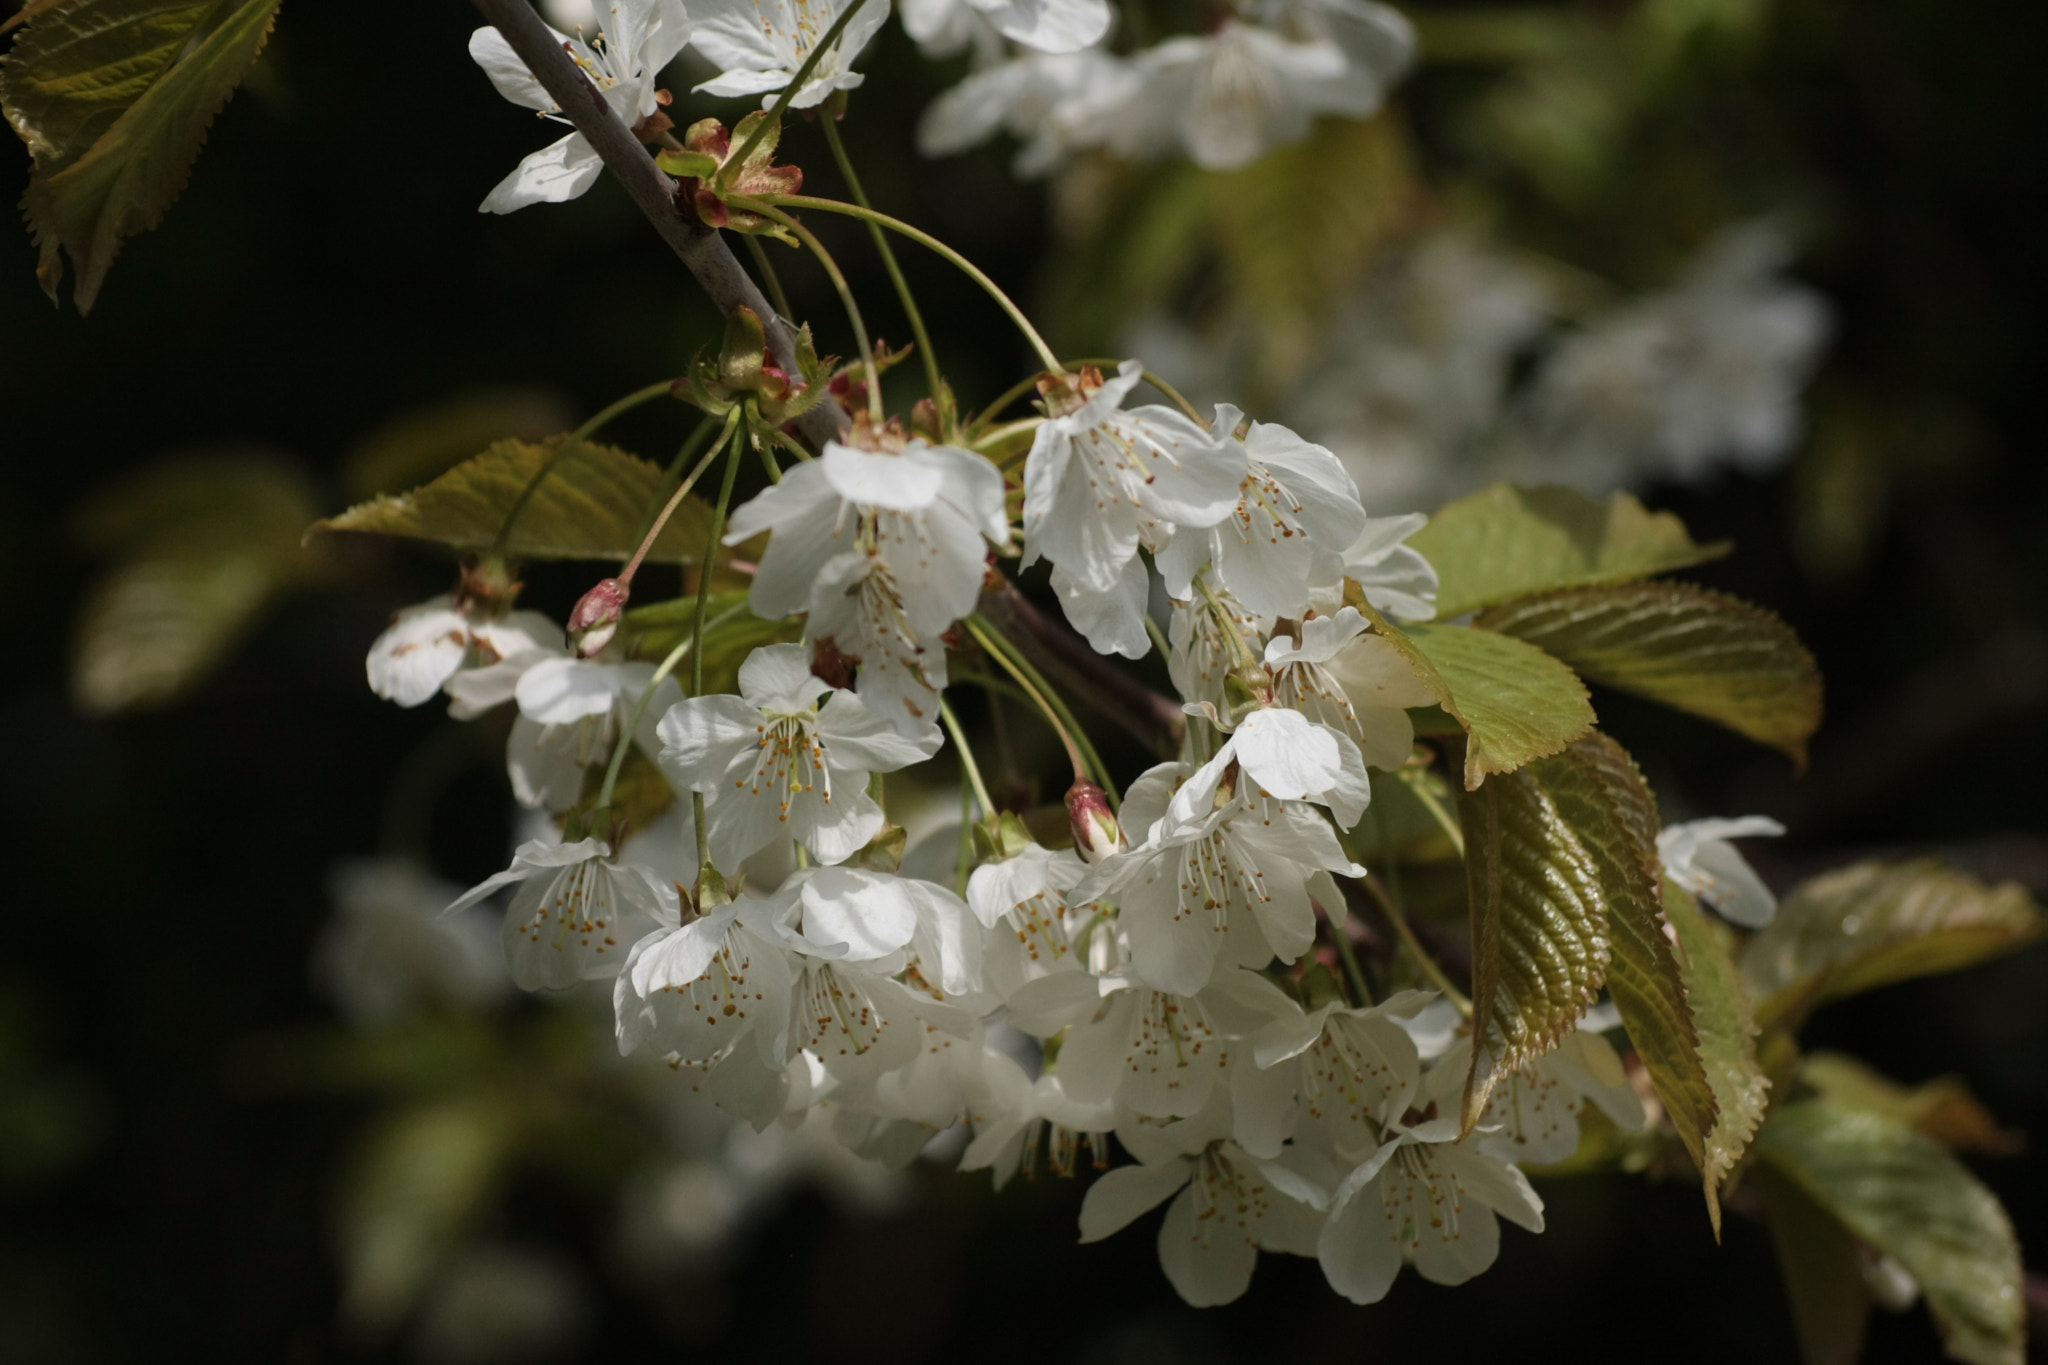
1066,779,1125,864
567,576,630,659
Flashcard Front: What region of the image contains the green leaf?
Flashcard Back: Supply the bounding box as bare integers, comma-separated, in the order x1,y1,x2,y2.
1800,1053,2022,1156
1476,582,1823,766
1760,1099,2026,1365
314,436,716,566
1666,882,1770,1236
1398,618,1595,788
4,0,285,312
339,1098,511,1332
1410,484,1729,618
1750,1162,1871,1365
1455,755,1611,1133
619,591,803,698
342,389,574,503
71,451,321,713
1540,734,1720,1188
1741,860,2048,1034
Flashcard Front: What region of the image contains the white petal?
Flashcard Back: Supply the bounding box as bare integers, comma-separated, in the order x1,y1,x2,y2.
734,642,830,713
814,688,945,770
366,598,471,707
655,694,761,790
1077,1158,1191,1242
1232,709,1342,801
1157,1183,1259,1306
479,134,605,214
796,867,920,959
468,26,558,110
822,443,945,510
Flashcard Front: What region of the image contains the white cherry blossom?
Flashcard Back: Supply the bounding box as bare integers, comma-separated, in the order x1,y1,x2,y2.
1079,1087,1322,1306
365,597,558,708
691,0,889,110
959,1048,1113,1188
1156,410,1368,620
1023,361,1244,657
312,859,509,1025
1522,224,1831,489
727,440,1006,737
469,0,691,212
1165,584,1266,717
449,837,678,990
1314,1088,1545,1302
1658,815,1785,927
656,644,940,871
1231,989,1433,1160
1342,511,1439,620
1461,1029,1647,1166
1074,757,1363,995
507,658,681,812
1170,704,1373,830
1264,607,1437,770
1253,0,1414,109
761,875,983,1088
757,864,984,999
966,842,1090,998
1098,23,1352,172
1005,969,1233,1118
615,898,797,1085
917,50,1140,176
901,0,1108,54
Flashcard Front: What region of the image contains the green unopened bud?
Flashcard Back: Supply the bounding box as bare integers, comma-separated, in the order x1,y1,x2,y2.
1066,779,1124,864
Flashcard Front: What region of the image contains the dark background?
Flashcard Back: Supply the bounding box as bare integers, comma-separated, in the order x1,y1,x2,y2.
2,0,2044,1359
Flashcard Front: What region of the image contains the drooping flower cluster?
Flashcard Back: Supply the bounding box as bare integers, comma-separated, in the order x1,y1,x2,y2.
379,2,1822,1309
352,325,1804,1306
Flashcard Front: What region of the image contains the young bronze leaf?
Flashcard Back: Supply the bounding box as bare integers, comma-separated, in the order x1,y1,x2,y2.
1456,763,1612,1134
1476,582,1823,765
1540,734,1719,1184
1760,1099,2026,1365
1402,620,1595,787
314,437,716,565
4,0,285,312
1741,860,2047,1034
1666,882,1770,1236
1751,1163,1872,1365
1409,483,1730,618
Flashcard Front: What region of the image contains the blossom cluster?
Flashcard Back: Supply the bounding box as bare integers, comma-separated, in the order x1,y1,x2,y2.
362,353,1784,1303
487,0,1416,218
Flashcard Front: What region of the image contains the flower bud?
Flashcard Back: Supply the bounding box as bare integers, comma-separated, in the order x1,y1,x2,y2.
1066,779,1125,864
567,576,630,658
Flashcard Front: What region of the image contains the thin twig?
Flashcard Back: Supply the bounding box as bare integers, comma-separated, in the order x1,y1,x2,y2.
976,578,1186,758
466,0,844,450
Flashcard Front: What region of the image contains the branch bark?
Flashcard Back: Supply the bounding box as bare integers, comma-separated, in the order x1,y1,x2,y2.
466,0,846,450
977,579,1186,759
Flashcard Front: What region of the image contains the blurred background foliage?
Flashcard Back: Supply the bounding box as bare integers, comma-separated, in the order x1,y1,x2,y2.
3,0,2046,1359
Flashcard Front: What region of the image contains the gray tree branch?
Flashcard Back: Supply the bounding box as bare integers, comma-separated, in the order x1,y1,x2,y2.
465,0,1188,759
466,0,846,449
